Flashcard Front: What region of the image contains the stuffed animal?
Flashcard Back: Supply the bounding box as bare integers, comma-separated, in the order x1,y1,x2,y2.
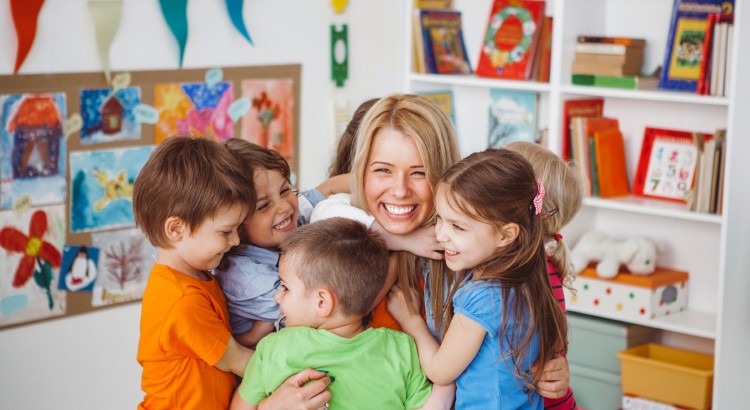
570,231,665,279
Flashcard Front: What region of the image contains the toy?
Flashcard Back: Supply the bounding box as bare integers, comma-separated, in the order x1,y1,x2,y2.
571,231,665,279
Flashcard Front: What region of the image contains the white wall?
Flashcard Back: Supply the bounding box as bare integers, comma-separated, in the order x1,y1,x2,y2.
0,1,404,408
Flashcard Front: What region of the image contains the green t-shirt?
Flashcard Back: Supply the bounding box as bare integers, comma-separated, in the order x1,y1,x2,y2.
238,326,432,409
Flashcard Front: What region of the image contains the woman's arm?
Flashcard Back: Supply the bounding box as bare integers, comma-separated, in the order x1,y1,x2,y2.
315,173,350,197
537,355,571,399
257,369,333,410
371,222,444,260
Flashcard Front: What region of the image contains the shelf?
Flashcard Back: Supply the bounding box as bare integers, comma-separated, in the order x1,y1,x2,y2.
583,196,723,224
409,73,552,92
560,85,731,106
568,305,716,339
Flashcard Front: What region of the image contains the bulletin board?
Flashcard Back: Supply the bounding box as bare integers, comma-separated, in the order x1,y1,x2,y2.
0,64,301,330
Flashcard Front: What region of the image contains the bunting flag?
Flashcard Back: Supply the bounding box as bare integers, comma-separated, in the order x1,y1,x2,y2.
225,0,253,45
158,0,189,67
10,0,45,73
87,0,123,85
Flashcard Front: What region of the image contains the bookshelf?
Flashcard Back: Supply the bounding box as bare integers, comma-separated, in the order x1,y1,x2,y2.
403,0,750,406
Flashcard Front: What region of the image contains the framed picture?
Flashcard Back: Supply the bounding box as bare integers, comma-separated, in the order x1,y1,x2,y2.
633,127,711,202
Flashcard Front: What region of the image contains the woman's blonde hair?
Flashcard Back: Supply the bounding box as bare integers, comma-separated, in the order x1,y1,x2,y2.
350,93,461,316
505,141,583,289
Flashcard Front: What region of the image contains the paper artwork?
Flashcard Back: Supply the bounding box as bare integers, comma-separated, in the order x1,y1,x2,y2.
57,245,99,292
69,145,154,233
1,93,67,209
0,205,66,327
80,87,141,145
154,81,235,143
241,79,295,170
91,228,155,306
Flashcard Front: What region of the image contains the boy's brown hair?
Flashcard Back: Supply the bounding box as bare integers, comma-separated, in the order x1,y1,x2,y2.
280,218,389,317
133,136,255,248
224,138,291,182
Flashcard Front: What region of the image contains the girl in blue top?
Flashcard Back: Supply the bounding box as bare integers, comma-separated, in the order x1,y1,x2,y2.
387,148,569,409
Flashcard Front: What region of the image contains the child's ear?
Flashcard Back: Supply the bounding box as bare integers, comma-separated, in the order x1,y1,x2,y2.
164,216,187,242
316,288,336,318
495,222,520,248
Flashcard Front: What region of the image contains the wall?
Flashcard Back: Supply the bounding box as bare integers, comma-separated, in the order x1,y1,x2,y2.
0,1,404,408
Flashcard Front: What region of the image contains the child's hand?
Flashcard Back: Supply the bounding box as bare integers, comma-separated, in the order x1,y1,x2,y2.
374,222,444,260
386,285,423,330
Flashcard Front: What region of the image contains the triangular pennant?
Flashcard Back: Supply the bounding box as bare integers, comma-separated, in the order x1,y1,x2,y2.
87,0,123,84
225,0,253,45
10,0,45,74
158,0,189,67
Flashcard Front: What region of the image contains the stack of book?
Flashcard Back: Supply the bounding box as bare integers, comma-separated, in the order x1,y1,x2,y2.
689,129,727,214
571,36,657,90
697,14,734,96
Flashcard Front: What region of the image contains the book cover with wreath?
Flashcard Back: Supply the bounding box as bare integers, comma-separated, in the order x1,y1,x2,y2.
475,0,546,80
658,0,734,91
420,9,473,75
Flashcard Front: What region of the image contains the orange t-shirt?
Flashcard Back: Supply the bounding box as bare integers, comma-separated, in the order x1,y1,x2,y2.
369,278,426,331
137,264,238,410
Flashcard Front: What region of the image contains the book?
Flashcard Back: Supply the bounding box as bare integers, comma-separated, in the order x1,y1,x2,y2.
571,61,642,76
708,130,726,213
419,9,473,74
723,22,734,96
697,13,719,95
574,51,644,66
686,132,706,211
587,136,600,196
415,0,453,9
571,73,659,90
576,36,646,47
594,129,630,198
412,10,427,73
475,0,546,80
658,0,734,92
561,98,604,161
633,127,712,203
578,117,620,195
713,21,728,95
574,43,641,55
488,88,538,147
416,90,456,127
533,16,553,82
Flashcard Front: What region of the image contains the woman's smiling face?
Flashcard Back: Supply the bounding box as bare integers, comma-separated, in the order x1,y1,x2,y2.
363,128,434,235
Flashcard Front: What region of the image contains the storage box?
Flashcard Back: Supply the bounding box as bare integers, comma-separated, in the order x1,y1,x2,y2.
567,312,654,374
623,395,690,410
570,364,622,410
566,266,688,321
617,343,714,409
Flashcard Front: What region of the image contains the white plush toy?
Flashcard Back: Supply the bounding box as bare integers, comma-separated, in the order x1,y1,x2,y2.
570,231,665,279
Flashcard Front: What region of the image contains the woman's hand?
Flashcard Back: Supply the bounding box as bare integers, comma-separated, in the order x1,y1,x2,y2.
536,355,570,399
257,369,332,410
385,285,424,330
373,222,444,260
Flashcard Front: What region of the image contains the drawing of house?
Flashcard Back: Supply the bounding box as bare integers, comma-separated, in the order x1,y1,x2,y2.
8,96,63,179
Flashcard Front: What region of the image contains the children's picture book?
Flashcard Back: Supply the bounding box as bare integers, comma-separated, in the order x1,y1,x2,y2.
561,98,604,162
90,228,155,307
594,129,630,198
69,145,155,233
488,89,537,147
80,87,141,145
416,90,456,127
0,205,66,328
476,0,545,80
241,78,295,173
533,16,553,82
154,81,235,143
571,117,619,196
419,9,472,74
633,127,712,202
0,93,67,209
658,0,734,91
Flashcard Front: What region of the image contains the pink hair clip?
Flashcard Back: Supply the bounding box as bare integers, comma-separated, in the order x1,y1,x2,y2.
533,179,545,215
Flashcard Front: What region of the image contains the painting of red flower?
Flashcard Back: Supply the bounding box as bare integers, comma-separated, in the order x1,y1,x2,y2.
0,209,61,288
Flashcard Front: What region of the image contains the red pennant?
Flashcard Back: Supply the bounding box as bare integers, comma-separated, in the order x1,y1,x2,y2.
10,0,45,74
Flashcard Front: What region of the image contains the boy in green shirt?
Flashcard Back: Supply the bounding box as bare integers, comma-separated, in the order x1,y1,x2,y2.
230,218,453,410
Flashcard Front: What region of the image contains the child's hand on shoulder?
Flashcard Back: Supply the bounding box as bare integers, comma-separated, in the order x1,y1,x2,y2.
386,285,424,330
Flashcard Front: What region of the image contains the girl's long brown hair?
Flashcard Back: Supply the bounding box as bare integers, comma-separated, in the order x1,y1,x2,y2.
438,148,568,391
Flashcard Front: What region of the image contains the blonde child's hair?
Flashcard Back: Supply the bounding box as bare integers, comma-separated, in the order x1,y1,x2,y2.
505,141,583,289
280,218,389,317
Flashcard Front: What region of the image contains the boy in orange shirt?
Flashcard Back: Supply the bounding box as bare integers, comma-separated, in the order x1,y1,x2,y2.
133,136,255,410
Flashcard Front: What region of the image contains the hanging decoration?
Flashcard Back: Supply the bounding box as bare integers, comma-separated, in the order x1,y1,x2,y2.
225,0,253,45
329,0,350,143
87,0,123,85
158,0,189,67
10,0,45,74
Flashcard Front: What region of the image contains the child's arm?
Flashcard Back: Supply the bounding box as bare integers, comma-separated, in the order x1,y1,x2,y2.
387,285,485,385
315,173,350,197
230,388,258,410
416,383,456,410
234,321,276,349
310,193,375,226
215,336,254,377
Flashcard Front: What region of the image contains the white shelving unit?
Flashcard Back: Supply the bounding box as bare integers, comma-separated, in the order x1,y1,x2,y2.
402,0,750,406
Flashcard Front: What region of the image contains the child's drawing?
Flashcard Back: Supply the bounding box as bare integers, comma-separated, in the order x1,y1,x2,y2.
70,145,154,233
80,87,141,145
154,81,234,143
0,93,67,209
57,245,99,292
0,205,65,327
91,228,155,307
241,79,295,171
